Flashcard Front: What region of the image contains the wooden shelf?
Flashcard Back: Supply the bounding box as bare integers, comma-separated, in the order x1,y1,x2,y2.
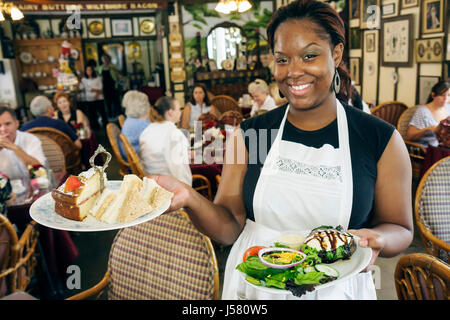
14,37,84,93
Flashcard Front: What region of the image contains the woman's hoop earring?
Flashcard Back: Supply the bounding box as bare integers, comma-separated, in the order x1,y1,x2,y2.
333,69,341,94
278,89,285,98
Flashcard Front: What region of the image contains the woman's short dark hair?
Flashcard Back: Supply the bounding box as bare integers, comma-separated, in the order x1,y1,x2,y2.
267,0,352,102
153,96,176,118
189,83,211,106
427,80,450,103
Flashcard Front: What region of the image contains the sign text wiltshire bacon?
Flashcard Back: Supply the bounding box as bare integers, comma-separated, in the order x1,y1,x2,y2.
8,1,167,12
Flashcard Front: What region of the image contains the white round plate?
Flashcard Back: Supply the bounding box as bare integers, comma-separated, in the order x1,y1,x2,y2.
29,180,171,232
239,230,372,295
20,52,33,64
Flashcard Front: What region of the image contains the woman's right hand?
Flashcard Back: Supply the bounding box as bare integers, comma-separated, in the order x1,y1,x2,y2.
147,174,192,212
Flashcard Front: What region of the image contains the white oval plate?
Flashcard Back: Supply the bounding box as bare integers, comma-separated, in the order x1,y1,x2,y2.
239,231,372,294
30,181,170,232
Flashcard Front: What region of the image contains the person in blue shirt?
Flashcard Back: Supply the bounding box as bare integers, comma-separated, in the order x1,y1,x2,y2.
21,95,82,149
119,90,150,159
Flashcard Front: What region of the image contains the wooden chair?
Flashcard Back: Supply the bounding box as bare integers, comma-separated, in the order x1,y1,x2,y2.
371,101,408,126
26,127,82,174
117,115,125,128
106,123,131,177
67,209,220,300
0,215,39,298
396,106,427,180
119,133,147,179
32,133,66,185
395,253,450,300
415,156,450,263
192,174,213,201
219,110,244,127
211,95,241,115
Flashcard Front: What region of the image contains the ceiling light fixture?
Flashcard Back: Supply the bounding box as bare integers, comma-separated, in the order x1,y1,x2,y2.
215,0,252,14
0,2,24,22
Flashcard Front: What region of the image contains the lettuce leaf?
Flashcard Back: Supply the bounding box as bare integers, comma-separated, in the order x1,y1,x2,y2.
294,271,325,285
236,256,285,280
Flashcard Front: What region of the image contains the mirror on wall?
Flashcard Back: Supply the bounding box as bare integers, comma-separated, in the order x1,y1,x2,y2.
206,22,246,70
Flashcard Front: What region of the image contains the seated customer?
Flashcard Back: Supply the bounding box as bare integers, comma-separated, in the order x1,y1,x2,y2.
119,90,150,159
21,95,82,149
248,79,277,117
181,83,219,131
0,106,47,181
53,92,91,137
407,80,450,147
139,96,192,186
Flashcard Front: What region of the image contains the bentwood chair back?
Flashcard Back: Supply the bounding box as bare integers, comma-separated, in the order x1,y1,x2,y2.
397,106,418,139
415,156,450,263
32,133,66,181
67,209,220,300
371,101,408,126
219,110,243,127
119,133,147,179
396,106,427,180
0,215,39,298
192,174,213,201
211,95,241,115
106,123,131,177
395,253,450,300
26,127,81,174
117,115,125,128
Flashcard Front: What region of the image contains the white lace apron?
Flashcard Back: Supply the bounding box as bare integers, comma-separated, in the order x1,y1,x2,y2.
222,99,376,300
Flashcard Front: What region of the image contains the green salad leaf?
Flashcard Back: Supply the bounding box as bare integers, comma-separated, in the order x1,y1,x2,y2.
294,271,325,285
301,244,322,265
236,256,285,280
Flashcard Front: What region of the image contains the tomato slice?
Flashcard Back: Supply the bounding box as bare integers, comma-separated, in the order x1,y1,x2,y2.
243,246,266,262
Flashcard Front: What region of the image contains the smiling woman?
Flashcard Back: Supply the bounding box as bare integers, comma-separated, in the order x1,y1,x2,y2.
148,0,413,301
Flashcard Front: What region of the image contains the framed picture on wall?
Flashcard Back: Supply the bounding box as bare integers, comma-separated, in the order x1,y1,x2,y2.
349,28,361,49
415,37,444,63
382,0,398,18
349,58,361,85
111,19,133,37
419,76,440,104
422,0,444,34
365,32,376,52
360,0,381,29
381,15,413,67
401,0,418,9
349,0,360,19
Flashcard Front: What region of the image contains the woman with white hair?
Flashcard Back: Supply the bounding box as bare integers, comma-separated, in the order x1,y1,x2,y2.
119,90,150,158
248,79,277,117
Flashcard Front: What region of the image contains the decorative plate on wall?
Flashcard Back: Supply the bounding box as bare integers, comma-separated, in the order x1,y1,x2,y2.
221,59,234,71
140,20,155,35
19,52,33,64
88,20,104,36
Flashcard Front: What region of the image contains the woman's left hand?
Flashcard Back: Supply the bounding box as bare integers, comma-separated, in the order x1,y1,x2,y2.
347,228,385,271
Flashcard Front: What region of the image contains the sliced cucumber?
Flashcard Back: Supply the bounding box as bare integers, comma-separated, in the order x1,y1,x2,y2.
304,266,316,273
315,264,339,278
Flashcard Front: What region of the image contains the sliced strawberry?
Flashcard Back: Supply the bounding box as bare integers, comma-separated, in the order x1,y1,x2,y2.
64,176,82,192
